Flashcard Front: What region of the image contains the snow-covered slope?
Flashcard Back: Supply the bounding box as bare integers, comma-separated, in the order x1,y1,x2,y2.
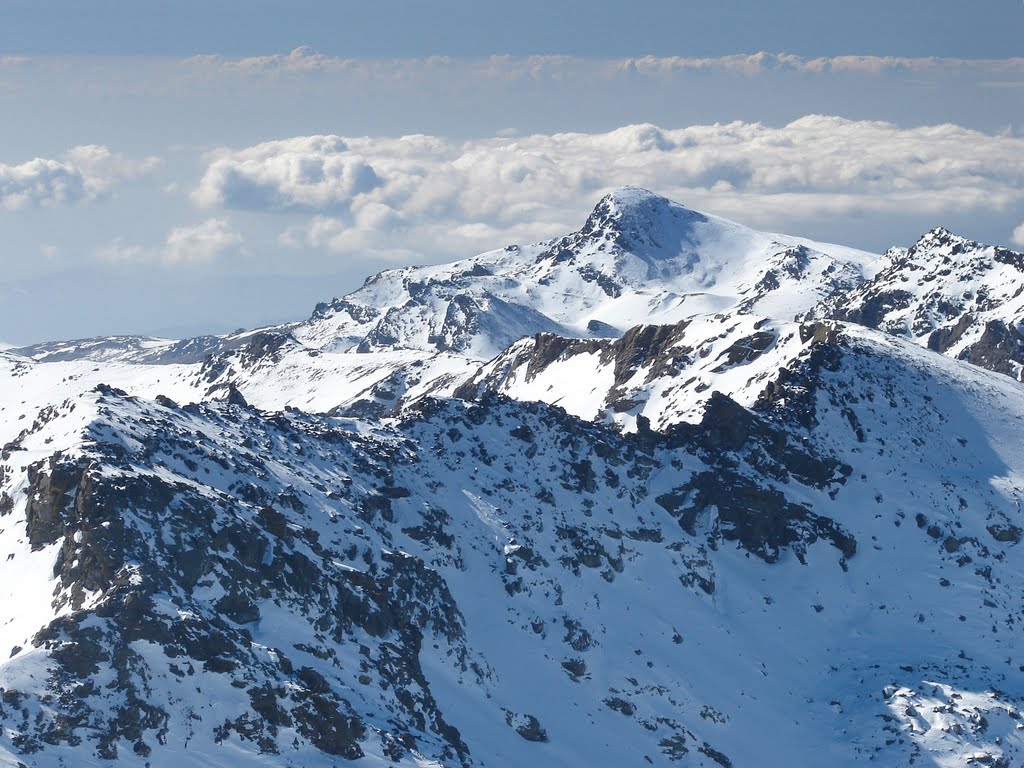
4,323,1024,767
4,188,1024,767
456,314,809,432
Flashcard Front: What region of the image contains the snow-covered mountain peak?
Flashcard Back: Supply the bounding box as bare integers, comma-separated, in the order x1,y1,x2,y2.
2,191,886,420
225,190,875,375
541,185,794,283
914,225,978,252
570,185,711,263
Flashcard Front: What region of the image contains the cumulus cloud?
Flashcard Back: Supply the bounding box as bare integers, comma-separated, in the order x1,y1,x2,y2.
193,136,380,212
0,146,159,210
198,118,1024,260
0,157,86,209
162,218,242,265
1012,224,1024,248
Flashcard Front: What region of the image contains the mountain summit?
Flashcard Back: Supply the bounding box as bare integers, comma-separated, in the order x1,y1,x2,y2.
571,185,712,262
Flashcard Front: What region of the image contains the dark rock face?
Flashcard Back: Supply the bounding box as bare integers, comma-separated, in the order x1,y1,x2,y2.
434,294,484,352
24,456,91,550
712,331,776,371
600,322,694,392
754,323,845,430
927,313,974,354
504,711,548,743
1,392,480,765
311,298,381,325
357,305,407,351
577,264,623,299
658,471,855,565
658,391,855,565
457,318,697,418
671,392,756,453
987,523,1022,544
957,321,1024,380
837,289,915,330
239,332,296,367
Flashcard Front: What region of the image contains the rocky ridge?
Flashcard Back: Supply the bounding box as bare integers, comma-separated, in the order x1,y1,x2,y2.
809,227,1024,381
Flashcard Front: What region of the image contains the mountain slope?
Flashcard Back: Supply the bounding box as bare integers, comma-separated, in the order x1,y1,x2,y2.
455,314,804,432
3,188,1024,767
4,321,1024,766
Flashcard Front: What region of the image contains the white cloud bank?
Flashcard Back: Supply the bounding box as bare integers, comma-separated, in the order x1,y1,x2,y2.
1013,224,1024,248
0,146,159,210
195,117,1024,260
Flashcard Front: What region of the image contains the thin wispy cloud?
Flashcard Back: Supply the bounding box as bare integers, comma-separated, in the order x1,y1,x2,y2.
162,218,242,265
622,53,1024,76
184,48,1024,81
98,219,243,266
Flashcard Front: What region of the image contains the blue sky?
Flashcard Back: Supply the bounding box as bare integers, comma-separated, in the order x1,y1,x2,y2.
4,0,1023,58
1,3,1024,344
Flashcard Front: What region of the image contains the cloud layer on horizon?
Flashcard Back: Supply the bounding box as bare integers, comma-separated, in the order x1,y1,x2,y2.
184,48,1024,80
193,117,1024,262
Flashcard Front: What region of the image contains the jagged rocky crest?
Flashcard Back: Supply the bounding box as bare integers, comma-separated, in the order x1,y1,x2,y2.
809,227,1024,381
